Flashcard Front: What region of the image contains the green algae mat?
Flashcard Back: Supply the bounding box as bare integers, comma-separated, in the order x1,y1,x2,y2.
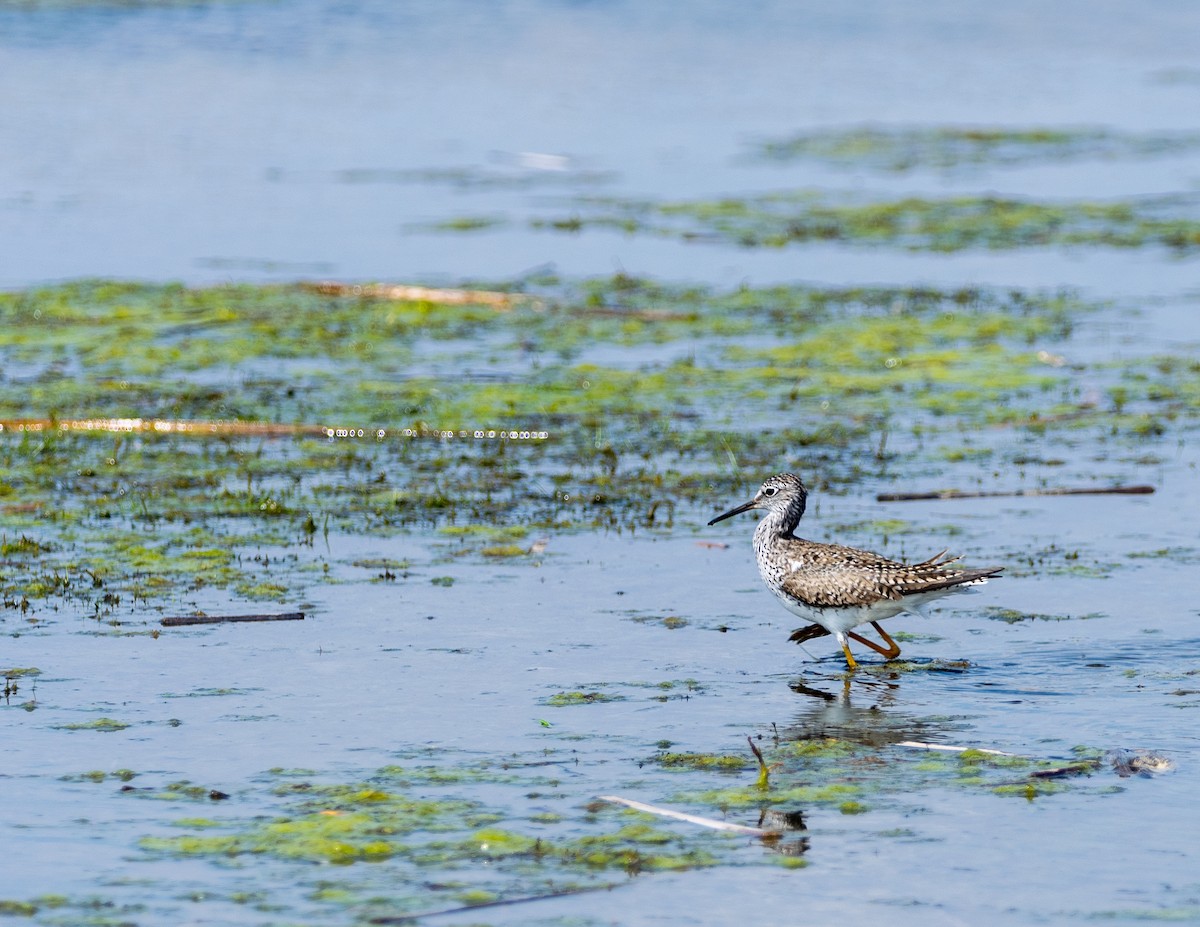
4,276,1195,616
750,125,1200,172
530,192,1200,252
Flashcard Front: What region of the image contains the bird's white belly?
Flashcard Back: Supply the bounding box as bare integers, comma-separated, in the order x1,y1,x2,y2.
768,585,968,634
769,588,903,632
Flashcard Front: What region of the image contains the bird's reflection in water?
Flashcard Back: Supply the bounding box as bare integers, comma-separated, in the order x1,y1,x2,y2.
748,669,970,858
758,808,809,857
784,670,960,750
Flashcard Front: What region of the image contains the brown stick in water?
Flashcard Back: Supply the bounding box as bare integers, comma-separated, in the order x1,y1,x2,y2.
161,612,305,627
877,485,1155,502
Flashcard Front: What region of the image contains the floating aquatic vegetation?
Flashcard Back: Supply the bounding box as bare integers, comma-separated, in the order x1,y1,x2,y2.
543,691,625,707
408,214,510,234
984,607,1105,623
133,761,730,921
0,277,1187,615
533,191,1200,253
53,717,130,732
751,125,1200,172
652,752,749,772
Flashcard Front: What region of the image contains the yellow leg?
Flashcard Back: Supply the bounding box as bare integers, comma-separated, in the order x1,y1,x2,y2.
870,621,902,660
839,638,859,670
846,623,902,661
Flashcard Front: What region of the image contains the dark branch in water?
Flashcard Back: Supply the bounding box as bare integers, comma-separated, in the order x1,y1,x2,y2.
161,612,305,627
877,485,1155,502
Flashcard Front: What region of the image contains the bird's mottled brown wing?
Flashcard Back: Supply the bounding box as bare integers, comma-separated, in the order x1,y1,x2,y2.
777,541,1001,608
778,560,903,608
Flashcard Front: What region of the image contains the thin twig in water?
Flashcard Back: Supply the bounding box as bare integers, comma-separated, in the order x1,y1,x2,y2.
877,485,1154,502
161,612,305,627
598,795,775,836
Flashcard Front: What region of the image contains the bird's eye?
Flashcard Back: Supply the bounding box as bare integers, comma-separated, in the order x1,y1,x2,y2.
762,487,778,497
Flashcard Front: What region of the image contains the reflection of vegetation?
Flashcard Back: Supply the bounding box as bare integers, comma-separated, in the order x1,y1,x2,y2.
534,192,1200,252
682,736,1091,814
752,125,1200,171
1,276,1194,616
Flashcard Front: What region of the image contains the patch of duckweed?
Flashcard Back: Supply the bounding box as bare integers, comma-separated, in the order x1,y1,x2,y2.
438,524,529,540
543,691,625,707
788,737,859,758
992,780,1067,799
478,543,529,558
984,607,1105,623
235,580,290,599
63,769,137,783
693,780,865,810
653,752,749,772
170,817,224,829
55,717,130,732
374,764,527,787
956,749,1035,771
2,666,41,678
752,125,1200,172
161,687,259,698
890,631,943,643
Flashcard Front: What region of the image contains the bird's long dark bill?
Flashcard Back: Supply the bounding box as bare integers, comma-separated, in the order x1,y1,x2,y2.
707,498,757,526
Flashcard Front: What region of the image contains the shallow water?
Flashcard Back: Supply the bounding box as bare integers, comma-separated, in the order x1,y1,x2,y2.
3,0,1200,287
5,507,1199,924
3,2,1200,925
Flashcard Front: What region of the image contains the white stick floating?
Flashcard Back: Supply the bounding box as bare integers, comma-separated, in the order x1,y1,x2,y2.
598,795,775,836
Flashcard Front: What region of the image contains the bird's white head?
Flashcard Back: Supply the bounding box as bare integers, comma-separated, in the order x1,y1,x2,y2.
708,472,808,528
